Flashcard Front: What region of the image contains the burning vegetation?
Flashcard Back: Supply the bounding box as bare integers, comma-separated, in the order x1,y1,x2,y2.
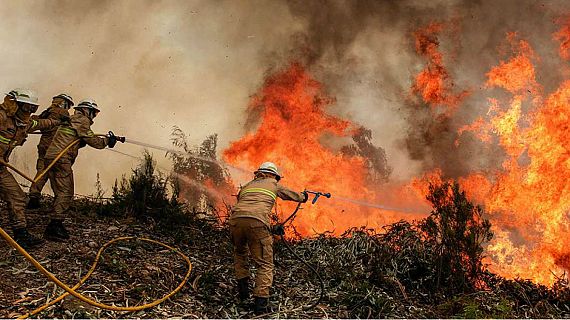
2,152,568,318
2,1,570,318
217,17,570,288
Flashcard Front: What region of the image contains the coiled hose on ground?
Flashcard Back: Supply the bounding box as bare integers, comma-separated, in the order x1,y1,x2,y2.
2,135,326,317
0,136,192,318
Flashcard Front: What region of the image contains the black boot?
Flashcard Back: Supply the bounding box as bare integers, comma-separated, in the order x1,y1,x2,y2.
253,297,269,315
237,277,250,302
26,197,41,210
12,228,44,249
44,219,70,241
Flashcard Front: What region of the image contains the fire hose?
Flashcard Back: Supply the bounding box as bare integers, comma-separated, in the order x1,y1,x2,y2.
275,190,331,311
0,134,192,318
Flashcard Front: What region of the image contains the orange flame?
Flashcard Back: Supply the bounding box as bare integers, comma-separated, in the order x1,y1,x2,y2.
223,22,570,286
486,33,540,96
554,16,570,61
457,31,570,285
412,22,469,116
223,63,428,235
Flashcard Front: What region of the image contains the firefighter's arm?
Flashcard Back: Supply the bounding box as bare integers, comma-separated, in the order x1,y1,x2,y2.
28,118,61,132
276,184,308,202
80,130,108,150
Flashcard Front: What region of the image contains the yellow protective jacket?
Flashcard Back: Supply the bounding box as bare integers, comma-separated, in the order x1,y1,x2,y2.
36,105,70,157
0,108,60,162
44,113,108,163
230,177,306,227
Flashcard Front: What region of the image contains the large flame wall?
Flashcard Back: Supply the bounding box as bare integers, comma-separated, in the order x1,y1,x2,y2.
223,20,570,286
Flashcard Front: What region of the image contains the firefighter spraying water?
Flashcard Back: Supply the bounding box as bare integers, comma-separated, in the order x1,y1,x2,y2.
41,99,125,241
228,162,308,314
0,88,421,317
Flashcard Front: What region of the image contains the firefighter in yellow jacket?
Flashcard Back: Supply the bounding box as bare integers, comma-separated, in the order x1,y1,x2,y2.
230,162,307,314
27,93,74,209
43,99,124,241
0,89,63,249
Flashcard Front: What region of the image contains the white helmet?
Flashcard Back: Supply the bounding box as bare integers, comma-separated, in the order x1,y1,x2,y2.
75,99,100,112
255,162,281,180
7,88,39,106
52,93,74,106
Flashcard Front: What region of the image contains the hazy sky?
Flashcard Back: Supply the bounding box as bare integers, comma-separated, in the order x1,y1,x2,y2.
1,0,568,195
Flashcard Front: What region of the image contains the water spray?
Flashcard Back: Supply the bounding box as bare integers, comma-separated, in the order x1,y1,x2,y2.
114,141,419,215
106,149,229,201
331,196,421,214
124,138,250,174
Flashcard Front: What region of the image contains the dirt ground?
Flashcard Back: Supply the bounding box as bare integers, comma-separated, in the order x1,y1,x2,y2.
2,200,569,319
0,205,328,319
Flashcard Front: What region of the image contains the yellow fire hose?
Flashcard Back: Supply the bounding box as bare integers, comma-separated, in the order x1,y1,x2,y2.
0,137,83,184
0,136,193,318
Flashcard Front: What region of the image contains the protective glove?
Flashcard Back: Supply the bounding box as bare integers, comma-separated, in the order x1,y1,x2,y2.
107,134,117,148
107,131,125,148
271,224,285,236
301,191,309,203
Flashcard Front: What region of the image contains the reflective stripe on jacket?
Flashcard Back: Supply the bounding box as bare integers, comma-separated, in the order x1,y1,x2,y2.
230,177,305,227
0,108,60,162
37,105,70,157
44,113,107,163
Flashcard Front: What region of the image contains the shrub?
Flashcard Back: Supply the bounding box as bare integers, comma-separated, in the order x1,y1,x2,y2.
168,127,234,220
364,181,493,298
99,151,181,220
420,181,493,293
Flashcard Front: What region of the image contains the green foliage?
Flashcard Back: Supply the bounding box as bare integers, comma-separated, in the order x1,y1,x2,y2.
462,300,484,318
362,181,493,299
436,294,514,318
99,151,181,220
420,181,493,293
168,126,233,218
94,173,105,202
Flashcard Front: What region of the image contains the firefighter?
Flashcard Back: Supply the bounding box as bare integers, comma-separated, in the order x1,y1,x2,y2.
0,89,63,249
229,162,307,314
27,93,74,209
42,99,124,241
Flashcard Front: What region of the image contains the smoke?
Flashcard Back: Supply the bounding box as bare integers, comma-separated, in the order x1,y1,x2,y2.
2,0,570,193
279,0,570,181
0,0,303,194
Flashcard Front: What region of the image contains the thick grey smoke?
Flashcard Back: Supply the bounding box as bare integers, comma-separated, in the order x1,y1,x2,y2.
1,0,569,194
281,0,570,181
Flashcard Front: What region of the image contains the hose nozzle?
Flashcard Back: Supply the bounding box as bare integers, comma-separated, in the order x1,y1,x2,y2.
305,190,331,204
108,131,126,143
